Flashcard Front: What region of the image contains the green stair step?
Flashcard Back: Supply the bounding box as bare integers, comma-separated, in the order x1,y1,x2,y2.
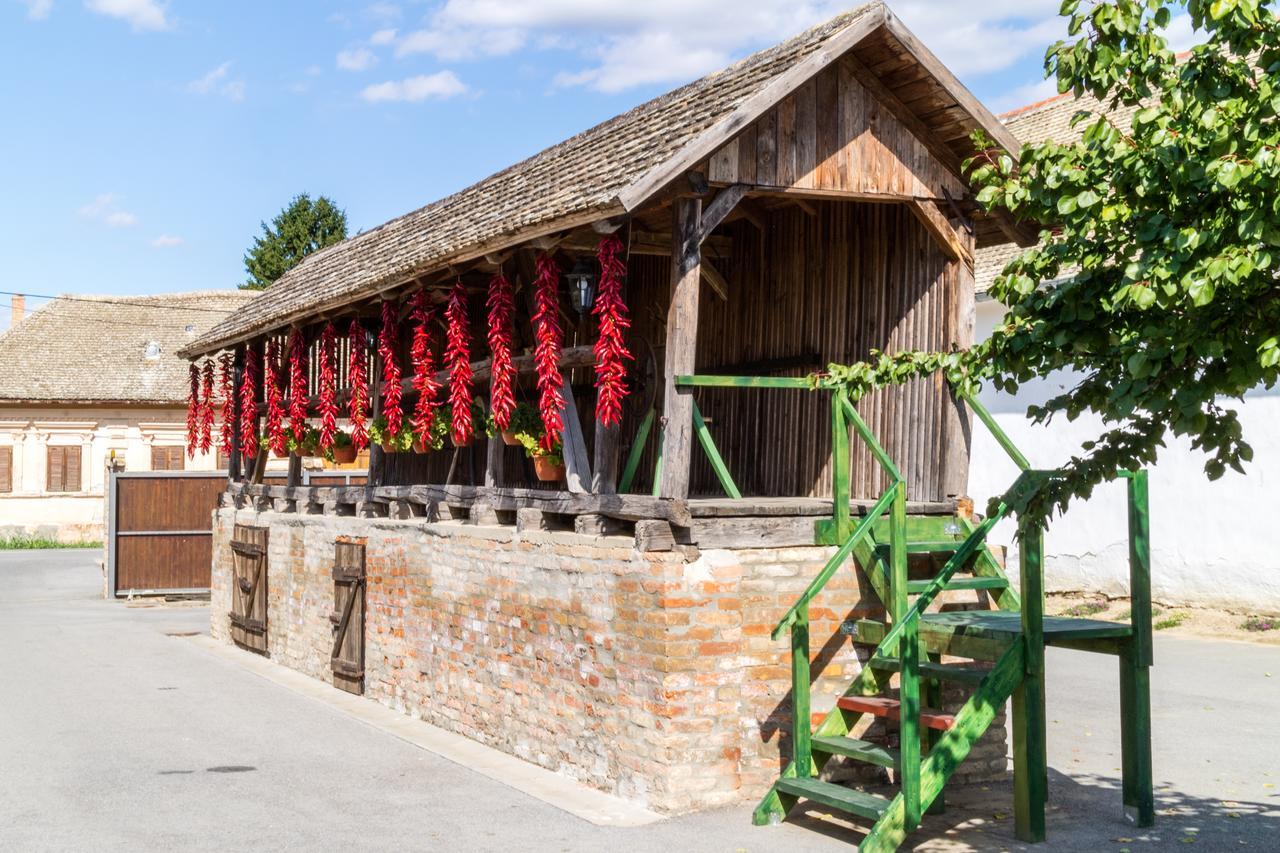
810,734,899,768
875,540,965,555
775,777,892,821
836,695,957,731
869,656,991,685
907,576,1009,593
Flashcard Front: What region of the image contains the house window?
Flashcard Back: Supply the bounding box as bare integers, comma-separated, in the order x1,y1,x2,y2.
46,446,82,493
0,446,12,493
151,445,186,471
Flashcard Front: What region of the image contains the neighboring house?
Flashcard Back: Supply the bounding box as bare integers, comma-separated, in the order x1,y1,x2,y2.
0,291,255,542
971,92,1280,612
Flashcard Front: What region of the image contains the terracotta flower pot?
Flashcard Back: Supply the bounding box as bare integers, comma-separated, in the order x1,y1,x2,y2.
272,448,288,460
451,434,473,448
331,445,357,464
501,430,520,447
380,440,397,454
412,437,431,454
533,456,565,482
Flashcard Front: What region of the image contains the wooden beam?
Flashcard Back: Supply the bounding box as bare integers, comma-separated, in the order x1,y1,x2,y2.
700,260,729,301
908,198,972,266
698,184,747,242
736,199,768,233
792,198,819,218
558,375,591,495
659,197,702,500
942,217,975,500
558,230,731,258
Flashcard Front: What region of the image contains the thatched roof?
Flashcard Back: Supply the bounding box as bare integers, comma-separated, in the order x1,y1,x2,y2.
0,291,255,405
184,1,1018,357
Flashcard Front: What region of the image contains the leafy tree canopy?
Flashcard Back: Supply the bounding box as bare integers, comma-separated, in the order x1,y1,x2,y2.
241,194,348,290
824,0,1280,519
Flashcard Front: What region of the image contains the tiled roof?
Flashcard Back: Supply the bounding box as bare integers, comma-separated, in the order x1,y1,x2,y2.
0,291,256,404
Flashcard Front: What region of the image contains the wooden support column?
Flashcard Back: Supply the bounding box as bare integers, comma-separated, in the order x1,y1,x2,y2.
1013,520,1047,843
592,420,620,494
941,215,976,499
484,434,504,488
559,375,592,495
659,197,703,500
228,346,245,483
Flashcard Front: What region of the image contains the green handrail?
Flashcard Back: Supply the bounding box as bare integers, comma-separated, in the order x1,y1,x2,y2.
840,397,903,482
958,388,1030,471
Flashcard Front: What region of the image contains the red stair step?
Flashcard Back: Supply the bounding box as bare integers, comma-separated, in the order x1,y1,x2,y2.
836,695,956,731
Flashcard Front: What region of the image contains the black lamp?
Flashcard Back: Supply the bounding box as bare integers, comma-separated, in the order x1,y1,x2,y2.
566,257,597,315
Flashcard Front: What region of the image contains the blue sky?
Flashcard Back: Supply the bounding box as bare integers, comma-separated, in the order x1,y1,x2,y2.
0,1,1194,327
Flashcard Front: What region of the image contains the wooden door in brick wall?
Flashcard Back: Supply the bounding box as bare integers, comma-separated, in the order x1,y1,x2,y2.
229,524,269,654
330,538,366,695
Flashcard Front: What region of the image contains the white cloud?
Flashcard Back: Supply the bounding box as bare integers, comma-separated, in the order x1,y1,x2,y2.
85,0,169,32
187,61,246,101
151,234,183,247
337,47,377,72
391,1,1067,94
360,71,468,103
1162,13,1199,53
369,27,397,46
988,76,1059,115
78,193,138,227
22,0,53,20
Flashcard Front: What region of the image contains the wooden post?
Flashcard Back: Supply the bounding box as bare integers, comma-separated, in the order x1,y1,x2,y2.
659,196,702,499
592,420,620,494
559,375,592,494
1013,519,1047,843
484,434,504,488
830,390,851,541
229,346,245,483
892,480,921,830
942,219,976,499
1121,469,1155,827
790,606,811,779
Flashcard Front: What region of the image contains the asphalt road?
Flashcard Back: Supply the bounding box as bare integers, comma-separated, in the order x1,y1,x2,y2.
1,549,1276,851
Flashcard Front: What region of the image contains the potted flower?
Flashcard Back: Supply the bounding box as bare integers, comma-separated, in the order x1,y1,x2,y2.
492,401,540,447
515,432,565,482
324,430,357,464
450,400,490,448
412,410,450,454
259,434,289,460
369,415,413,453
287,426,320,458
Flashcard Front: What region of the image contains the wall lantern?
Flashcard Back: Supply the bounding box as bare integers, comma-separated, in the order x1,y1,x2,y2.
566,258,597,315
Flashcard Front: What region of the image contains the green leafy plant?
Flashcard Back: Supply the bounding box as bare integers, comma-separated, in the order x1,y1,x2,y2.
491,401,541,437
1241,616,1278,632
321,429,355,463
515,431,564,467
242,194,348,290
369,415,413,452
286,426,320,456
1154,612,1187,631
0,535,102,550
415,410,451,452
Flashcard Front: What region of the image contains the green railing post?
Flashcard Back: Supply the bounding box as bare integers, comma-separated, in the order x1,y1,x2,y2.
791,605,812,779
618,407,655,494
1121,469,1155,827
691,400,742,499
830,389,851,541
1013,518,1047,843
892,479,922,829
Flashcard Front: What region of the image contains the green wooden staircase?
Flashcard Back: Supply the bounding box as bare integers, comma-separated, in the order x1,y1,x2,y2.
744,386,1157,851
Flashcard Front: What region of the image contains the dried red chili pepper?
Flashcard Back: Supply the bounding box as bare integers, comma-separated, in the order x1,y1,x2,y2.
347,319,369,451
218,351,234,457
532,253,564,449
409,290,441,439
446,280,473,444
199,358,215,454
186,362,200,459
317,323,339,452
378,299,404,440
264,338,286,456
486,273,516,430
287,328,309,442
240,346,258,460
593,235,632,428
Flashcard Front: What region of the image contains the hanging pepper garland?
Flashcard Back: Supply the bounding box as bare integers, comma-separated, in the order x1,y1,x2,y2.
347,319,369,451
317,322,339,453
240,346,259,460
186,362,200,459
199,358,215,455
409,290,441,439
445,280,474,444
287,328,308,442
379,300,404,440
218,351,235,457
486,273,516,431
532,253,564,450
593,235,632,428
264,338,287,456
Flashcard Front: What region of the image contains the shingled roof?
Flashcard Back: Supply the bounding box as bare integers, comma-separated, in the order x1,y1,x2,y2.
182,1,1019,358
0,291,255,405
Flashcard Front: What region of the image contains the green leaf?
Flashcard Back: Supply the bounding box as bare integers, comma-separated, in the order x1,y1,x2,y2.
1186,278,1216,306
1057,195,1078,215
1076,189,1101,208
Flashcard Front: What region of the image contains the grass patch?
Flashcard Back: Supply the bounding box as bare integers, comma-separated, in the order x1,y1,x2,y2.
1241,616,1279,633
0,535,102,550
1062,599,1109,618
1154,611,1187,631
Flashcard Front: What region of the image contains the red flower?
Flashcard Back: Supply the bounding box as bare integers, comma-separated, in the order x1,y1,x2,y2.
218,351,234,456
445,280,474,444
199,358,215,454
317,322,339,452
186,362,200,459
240,346,258,460
593,235,632,428
409,290,441,438
287,328,308,442
532,253,564,449
348,319,369,451
264,338,287,456
486,273,516,430
378,299,404,439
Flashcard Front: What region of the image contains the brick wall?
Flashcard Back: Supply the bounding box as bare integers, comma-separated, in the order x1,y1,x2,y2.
211,507,1007,814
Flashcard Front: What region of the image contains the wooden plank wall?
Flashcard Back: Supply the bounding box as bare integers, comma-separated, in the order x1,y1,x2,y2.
624,200,962,502
707,58,965,201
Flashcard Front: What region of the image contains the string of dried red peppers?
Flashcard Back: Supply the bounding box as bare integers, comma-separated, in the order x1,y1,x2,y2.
199,358,215,455
445,280,473,444
218,351,235,457
593,235,632,428
410,290,441,439
379,300,404,439
186,362,200,459
240,346,258,459
532,253,564,449
264,339,287,456
347,319,369,451
317,322,339,452
287,328,308,442
486,273,516,431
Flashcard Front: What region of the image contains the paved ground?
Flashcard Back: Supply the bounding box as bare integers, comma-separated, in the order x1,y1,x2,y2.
1,550,1277,852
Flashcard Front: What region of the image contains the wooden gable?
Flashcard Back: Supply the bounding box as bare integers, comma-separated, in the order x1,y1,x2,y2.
706,57,964,201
